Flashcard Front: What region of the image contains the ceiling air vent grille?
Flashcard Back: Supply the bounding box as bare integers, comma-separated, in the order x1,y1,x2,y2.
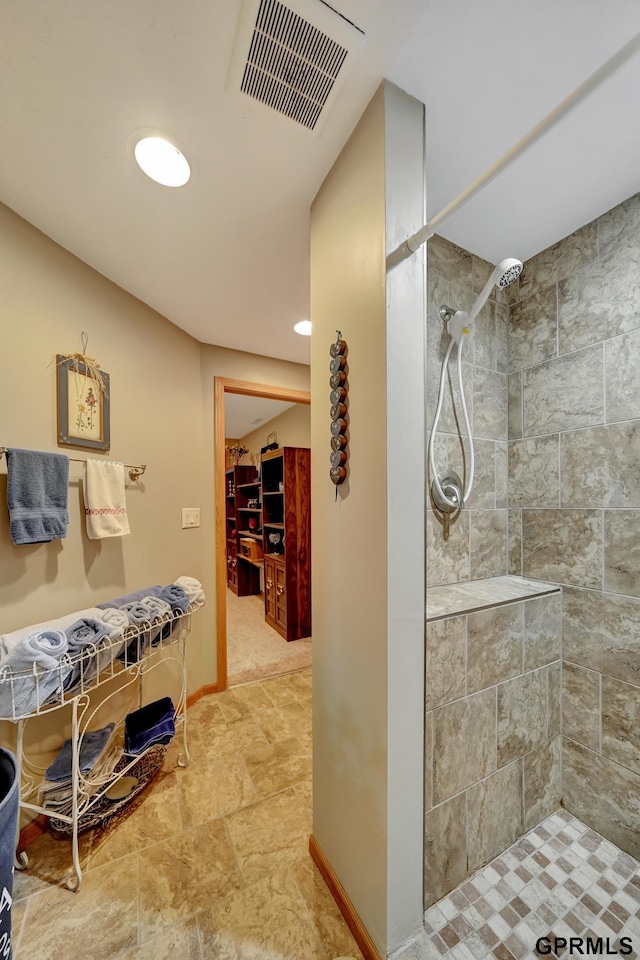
240,0,349,131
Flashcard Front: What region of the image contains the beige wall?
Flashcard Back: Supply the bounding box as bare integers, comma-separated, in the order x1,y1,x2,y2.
238,402,310,461
311,82,426,956
0,204,310,700
0,202,209,696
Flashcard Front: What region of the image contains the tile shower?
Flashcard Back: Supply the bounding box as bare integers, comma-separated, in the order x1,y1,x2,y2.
422,194,640,951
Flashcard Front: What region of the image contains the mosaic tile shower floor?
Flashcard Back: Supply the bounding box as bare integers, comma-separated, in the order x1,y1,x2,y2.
396,811,640,960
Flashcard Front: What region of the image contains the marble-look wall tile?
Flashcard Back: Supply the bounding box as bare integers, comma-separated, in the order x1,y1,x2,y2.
495,301,509,374
427,355,475,435
563,738,640,860
424,794,467,908
605,328,640,423
522,509,602,588
558,242,640,355
524,593,562,671
560,422,640,507
601,676,640,776
469,509,507,579
432,688,496,803
472,300,496,372
562,662,600,751
508,372,523,440
508,285,558,372
473,367,507,440
426,507,469,587
425,710,433,811
518,220,598,301
428,233,474,284
604,509,640,597
522,344,604,436
523,736,562,830
508,509,522,575
563,585,640,687
547,661,562,739
467,760,523,871
427,270,453,363
508,435,560,507
426,615,466,711
467,602,523,695
597,191,640,258
495,441,508,509
467,438,496,509
497,668,549,766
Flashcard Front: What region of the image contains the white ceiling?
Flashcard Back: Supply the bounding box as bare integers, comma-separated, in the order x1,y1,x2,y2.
1,1,640,364
225,394,296,439
389,0,640,265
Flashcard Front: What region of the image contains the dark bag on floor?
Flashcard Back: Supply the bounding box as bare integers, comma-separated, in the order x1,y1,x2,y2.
0,748,19,959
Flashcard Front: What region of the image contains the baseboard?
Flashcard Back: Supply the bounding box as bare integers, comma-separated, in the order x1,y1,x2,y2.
309,833,382,960
186,682,219,709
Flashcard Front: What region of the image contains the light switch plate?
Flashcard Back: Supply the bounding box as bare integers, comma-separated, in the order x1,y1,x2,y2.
181,507,200,529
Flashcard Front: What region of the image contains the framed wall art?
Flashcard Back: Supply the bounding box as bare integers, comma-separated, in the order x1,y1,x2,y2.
56,354,111,451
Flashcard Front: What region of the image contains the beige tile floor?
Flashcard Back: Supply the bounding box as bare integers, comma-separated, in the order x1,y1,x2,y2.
12,668,363,960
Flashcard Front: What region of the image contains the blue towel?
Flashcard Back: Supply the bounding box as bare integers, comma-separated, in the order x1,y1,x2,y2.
97,585,162,610
45,723,115,782
160,584,190,614
0,630,68,719
124,697,175,755
6,448,70,545
63,618,109,691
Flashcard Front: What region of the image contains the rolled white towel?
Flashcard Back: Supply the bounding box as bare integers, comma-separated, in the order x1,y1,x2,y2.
0,630,68,719
94,607,129,638
175,576,205,606
0,607,107,664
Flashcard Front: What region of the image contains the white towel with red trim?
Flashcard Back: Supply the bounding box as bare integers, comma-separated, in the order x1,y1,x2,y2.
84,460,130,539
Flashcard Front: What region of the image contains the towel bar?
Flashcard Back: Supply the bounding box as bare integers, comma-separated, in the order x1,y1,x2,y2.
0,447,146,482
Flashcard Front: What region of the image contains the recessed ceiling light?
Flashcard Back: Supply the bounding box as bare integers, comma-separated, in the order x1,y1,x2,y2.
294,320,312,336
134,137,190,187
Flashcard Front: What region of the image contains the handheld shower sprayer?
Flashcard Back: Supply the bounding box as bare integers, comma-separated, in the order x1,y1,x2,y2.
429,257,523,515
469,258,523,320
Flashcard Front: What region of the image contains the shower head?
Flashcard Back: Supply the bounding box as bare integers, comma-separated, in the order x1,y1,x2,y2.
469,257,523,320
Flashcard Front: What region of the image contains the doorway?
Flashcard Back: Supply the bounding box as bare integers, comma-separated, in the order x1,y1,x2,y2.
214,377,311,690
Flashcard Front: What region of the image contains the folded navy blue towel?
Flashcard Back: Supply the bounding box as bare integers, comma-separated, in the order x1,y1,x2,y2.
45,723,115,782
124,697,175,756
97,585,162,610
6,448,70,545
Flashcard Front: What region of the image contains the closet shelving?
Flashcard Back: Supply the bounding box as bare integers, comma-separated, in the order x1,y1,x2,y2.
0,602,203,892
226,465,261,596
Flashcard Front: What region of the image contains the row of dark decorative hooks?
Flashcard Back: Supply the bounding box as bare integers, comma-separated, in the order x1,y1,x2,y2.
329,331,348,488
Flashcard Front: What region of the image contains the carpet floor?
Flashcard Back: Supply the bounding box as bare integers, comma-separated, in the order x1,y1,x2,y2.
227,590,312,686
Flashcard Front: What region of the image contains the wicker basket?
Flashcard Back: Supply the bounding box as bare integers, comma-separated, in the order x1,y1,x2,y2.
49,743,169,835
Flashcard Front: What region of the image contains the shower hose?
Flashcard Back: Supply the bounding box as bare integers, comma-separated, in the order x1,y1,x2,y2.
428,331,474,511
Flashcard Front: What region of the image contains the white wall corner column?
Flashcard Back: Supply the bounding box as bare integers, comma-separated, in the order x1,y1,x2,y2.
310,80,426,958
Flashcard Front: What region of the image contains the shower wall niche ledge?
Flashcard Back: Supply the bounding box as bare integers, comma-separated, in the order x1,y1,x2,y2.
426,575,561,622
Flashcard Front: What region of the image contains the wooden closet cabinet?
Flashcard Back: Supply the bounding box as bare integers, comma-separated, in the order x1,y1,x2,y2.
261,447,310,641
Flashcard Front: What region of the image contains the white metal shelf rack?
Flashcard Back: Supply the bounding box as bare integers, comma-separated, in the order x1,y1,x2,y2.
0,602,203,892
